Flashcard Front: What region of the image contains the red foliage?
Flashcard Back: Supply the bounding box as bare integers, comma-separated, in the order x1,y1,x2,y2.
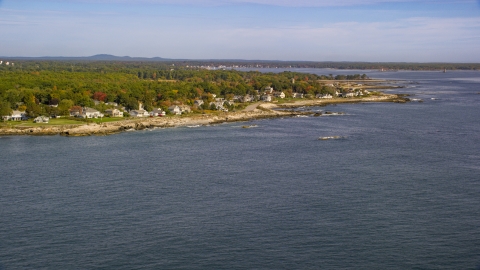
93,92,107,102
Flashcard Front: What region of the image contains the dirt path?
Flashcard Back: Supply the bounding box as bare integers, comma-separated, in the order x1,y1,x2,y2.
243,102,262,111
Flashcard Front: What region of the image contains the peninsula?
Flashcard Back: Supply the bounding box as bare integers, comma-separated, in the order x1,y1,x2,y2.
0,60,408,136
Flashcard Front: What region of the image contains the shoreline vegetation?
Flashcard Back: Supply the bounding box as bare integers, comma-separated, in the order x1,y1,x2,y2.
0,93,406,137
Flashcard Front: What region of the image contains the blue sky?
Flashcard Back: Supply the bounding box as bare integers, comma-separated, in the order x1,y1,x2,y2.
1,0,479,62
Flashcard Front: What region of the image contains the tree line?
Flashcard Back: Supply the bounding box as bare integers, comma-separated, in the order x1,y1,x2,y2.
0,61,370,118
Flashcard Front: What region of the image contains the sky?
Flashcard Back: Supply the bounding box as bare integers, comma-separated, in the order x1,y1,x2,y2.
1,0,480,62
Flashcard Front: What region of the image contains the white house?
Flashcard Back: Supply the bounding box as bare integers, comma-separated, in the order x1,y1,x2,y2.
10,110,27,121
82,107,104,118
34,116,49,123
264,86,274,94
273,91,285,99
194,100,204,107
105,109,124,117
149,108,165,117
179,105,191,114
130,109,149,117
209,101,228,112
292,93,304,98
168,105,182,115
316,93,333,99
261,95,272,102
69,107,83,117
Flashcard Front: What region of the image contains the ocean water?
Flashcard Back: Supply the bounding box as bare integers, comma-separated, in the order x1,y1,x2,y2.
1,70,479,269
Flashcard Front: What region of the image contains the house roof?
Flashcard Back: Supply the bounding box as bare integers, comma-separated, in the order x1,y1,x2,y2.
84,107,100,113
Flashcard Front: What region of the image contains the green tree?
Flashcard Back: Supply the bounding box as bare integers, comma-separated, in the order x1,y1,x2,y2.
0,100,12,118
58,99,74,116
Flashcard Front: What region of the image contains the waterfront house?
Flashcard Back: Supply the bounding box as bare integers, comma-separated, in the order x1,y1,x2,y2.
105,109,124,117
149,108,166,117
168,105,182,115
316,93,333,99
34,116,49,123
179,105,191,114
69,107,83,117
264,86,274,94
82,107,104,118
130,109,149,117
194,100,204,107
209,101,228,112
292,93,304,98
261,95,272,102
2,110,27,121
242,95,254,102
273,91,285,99
12,110,27,121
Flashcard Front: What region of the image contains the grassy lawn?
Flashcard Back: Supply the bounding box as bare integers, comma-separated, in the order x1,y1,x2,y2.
1,117,123,127
90,117,123,124
1,118,85,127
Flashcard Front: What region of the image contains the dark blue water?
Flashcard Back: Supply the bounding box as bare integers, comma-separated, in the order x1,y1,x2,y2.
1,70,479,269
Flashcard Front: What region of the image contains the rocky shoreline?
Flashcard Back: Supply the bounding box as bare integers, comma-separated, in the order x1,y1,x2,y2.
0,94,407,137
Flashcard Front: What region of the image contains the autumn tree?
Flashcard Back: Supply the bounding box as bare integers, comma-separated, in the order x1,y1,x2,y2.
93,92,107,102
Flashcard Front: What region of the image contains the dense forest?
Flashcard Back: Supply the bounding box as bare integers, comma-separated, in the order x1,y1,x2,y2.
0,61,373,118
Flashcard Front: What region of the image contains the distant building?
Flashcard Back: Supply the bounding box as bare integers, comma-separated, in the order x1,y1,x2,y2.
34,116,49,123
261,95,272,102
130,109,149,117
105,109,124,117
292,93,304,98
194,100,204,107
273,92,285,99
149,108,165,117
82,107,104,118
168,105,182,115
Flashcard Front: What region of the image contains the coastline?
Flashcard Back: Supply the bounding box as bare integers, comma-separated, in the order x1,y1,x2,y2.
0,94,406,137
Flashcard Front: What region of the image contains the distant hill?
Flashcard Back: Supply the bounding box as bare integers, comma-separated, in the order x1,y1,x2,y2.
1,54,170,61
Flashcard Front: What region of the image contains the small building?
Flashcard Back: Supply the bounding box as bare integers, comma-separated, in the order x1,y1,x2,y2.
82,107,104,118
316,93,333,99
6,110,28,121
273,91,285,99
149,108,166,117
34,116,49,123
179,105,191,114
168,105,182,115
261,95,272,102
264,86,274,94
209,101,228,112
130,109,149,117
69,107,83,117
194,100,204,107
105,109,124,117
292,93,304,98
